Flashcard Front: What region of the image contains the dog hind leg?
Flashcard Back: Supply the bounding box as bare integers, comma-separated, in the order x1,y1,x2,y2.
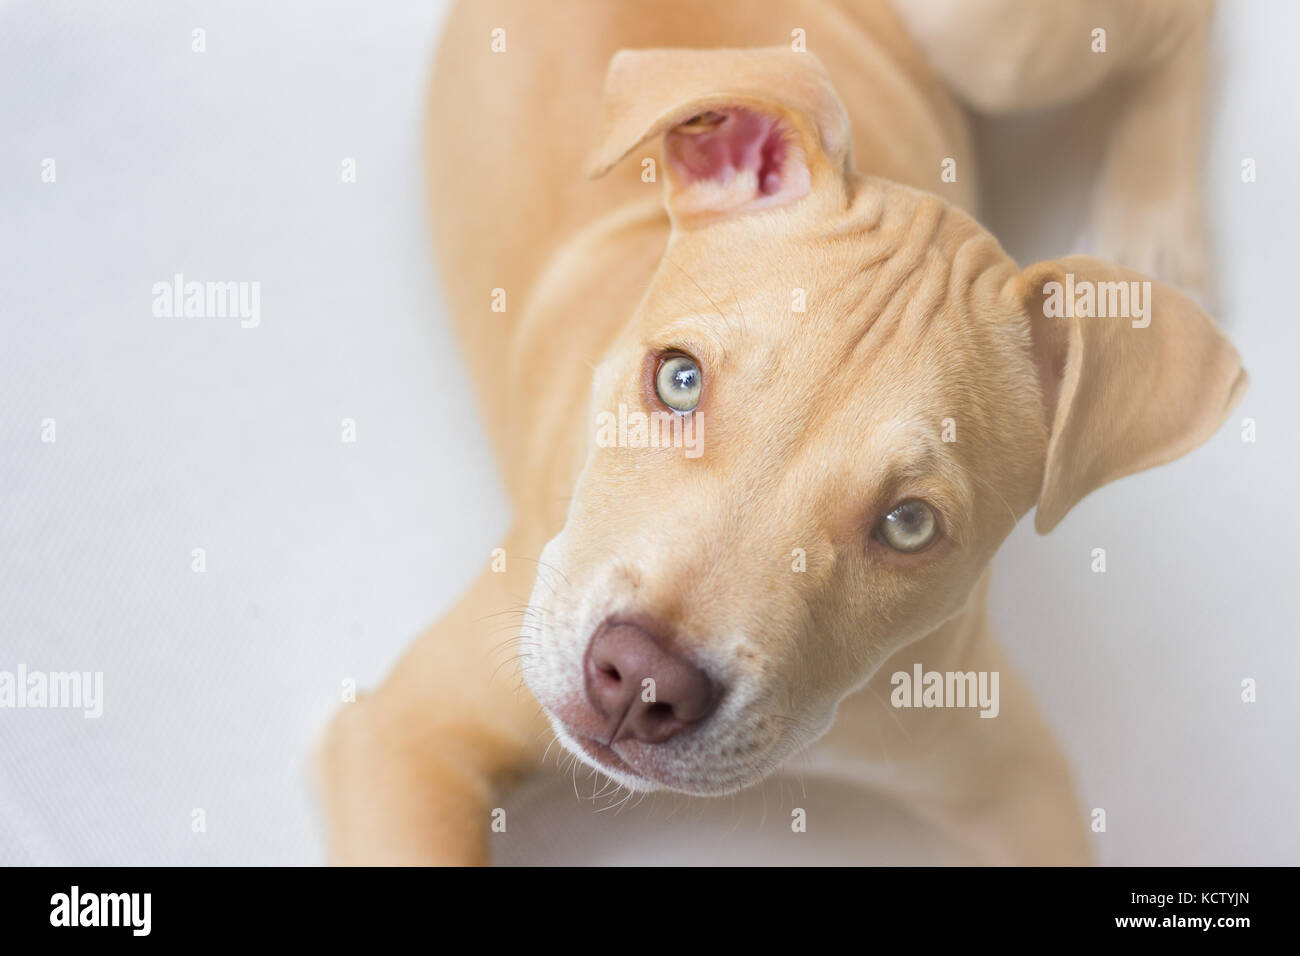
890,0,1216,301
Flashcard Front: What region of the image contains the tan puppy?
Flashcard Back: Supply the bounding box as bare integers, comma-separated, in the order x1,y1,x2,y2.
318,0,1243,865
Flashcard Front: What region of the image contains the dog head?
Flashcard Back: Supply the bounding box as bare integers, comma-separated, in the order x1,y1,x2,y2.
521,48,1246,794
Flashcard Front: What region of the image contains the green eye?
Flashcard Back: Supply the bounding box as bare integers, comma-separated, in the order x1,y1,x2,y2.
877,500,938,553
655,354,702,412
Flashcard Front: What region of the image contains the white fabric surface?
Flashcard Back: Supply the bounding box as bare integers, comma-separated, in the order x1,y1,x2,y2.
2,0,1297,865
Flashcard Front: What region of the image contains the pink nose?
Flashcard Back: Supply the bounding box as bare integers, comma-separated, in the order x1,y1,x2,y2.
584,622,719,744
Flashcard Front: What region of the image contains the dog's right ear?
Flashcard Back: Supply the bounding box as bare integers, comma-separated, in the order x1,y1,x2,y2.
584,48,853,226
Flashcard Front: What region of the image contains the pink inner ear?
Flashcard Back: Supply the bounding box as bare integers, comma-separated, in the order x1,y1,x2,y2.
665,108,794,198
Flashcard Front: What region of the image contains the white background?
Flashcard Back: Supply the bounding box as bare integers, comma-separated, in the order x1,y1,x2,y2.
1,0,1296,865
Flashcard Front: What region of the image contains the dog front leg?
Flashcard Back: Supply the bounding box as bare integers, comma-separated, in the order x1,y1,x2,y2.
823,637,1092,865
907,665,1093,866
316,535,548,866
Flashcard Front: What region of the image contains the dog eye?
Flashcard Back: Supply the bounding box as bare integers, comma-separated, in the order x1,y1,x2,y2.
655,354,702,412
876,500,938,553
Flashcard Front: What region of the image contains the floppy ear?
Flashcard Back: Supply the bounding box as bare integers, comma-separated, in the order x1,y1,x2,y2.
1021,255,1247,533
584,47,853,224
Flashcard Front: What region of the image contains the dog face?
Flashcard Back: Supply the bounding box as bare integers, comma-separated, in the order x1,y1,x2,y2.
521,49,1246,795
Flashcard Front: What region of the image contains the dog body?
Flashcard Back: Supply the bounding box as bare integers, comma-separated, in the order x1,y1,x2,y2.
319,0,1241,865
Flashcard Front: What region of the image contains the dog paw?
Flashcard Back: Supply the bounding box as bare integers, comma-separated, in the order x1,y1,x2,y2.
1092,195,1214,311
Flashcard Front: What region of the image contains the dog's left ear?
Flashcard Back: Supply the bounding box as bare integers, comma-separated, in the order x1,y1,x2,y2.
1020,255,1247,534
584,47,852,225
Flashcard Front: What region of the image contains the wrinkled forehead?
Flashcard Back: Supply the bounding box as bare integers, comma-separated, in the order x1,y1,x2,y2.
625,185,1021,518
639,183,1015,359
638,202,1017,421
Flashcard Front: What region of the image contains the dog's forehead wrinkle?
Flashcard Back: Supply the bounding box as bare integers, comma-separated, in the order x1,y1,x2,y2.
650,180,1009,368
816,190,1018,363
833,198,949,357
647,254,753,346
